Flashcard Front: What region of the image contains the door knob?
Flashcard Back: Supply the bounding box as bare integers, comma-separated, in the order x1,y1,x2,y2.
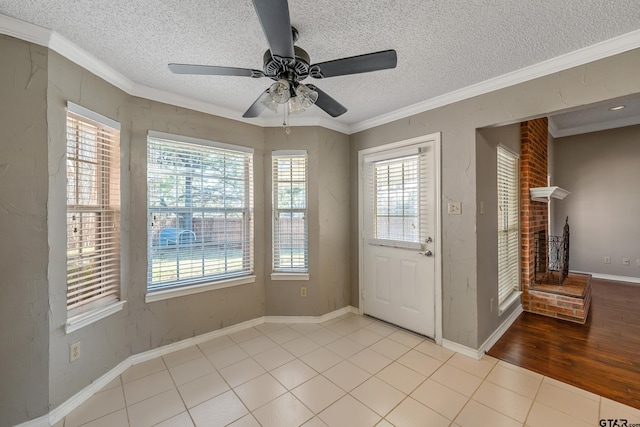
418,250,433,257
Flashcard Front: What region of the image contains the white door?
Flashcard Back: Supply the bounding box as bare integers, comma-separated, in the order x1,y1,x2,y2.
361,139,437,338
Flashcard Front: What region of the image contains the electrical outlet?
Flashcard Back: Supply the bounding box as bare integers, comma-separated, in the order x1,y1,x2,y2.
604,256,611,264
448,202,462,215
70,342,81,362
479,201,485,215
300,287,307,297
623,258,630,266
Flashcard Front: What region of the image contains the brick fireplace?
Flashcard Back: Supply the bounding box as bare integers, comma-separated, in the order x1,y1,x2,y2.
519,118,591,323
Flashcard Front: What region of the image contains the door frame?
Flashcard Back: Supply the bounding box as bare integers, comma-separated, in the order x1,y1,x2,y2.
357,133,443,344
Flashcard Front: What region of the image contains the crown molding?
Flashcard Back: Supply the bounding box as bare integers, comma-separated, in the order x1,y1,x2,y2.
0,12,51,45
349,29,640,134
2,13,640,136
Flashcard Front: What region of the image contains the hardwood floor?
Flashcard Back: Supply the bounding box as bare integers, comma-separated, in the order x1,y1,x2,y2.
487,278,640,409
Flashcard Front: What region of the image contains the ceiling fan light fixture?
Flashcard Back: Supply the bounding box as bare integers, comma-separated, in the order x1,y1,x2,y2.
268,79,291,104
260,95,280,113
288,84,318,114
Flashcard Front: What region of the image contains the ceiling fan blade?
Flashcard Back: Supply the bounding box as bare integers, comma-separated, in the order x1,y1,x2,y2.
252,0,295,64
307,85,347,117
242,89,271,118
309,49,397,79
169,63,264,78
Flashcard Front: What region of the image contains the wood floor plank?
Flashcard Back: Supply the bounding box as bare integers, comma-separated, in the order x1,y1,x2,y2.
487,278,640,409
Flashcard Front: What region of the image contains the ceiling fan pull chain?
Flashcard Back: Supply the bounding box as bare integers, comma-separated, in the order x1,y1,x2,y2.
283,103,291,134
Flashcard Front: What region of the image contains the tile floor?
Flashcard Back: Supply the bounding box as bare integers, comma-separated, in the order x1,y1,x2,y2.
58,313,640,427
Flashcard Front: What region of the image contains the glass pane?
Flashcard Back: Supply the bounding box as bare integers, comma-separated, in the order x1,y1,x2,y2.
77,161,98,205
373,155,419,242
275,212,306,269
147,137,253,287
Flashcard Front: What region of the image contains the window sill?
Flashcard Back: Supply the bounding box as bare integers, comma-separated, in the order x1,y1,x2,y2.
66,300,126,334
145,275,256,303
499,291,522,315
270,273,310,281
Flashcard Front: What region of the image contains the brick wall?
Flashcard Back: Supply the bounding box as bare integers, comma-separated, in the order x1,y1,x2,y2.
520,118,549,312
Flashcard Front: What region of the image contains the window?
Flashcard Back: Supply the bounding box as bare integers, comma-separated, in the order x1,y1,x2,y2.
497,146,520,306
147,132,254,293
66,105,121,316
272,151,308,273
365,147,430,249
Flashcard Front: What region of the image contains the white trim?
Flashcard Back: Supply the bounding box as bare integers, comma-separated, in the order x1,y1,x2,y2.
441,303,523,361
349,29,640,134
442,339,483,360
65,300,126,334
13,415,49,427
270,273,309,281
264,305,354,324
47,357,132,426
147,130,254,153
129,317,266,365
571,271,640,285
362,146,421,164
19,306,357,426
67,102,121,130
358,133,443,343
2,13,640,135
547,117,560,138
433,133,442,345
479,303,523,355
145,276,256,303
498,291,522,315
272,149,308,156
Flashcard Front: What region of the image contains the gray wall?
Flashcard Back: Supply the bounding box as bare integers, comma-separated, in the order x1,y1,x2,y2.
475,125,521,344
0,35,50,427
0,35,351,425
553,125,640,278
264,127,351,316
350,49,640,349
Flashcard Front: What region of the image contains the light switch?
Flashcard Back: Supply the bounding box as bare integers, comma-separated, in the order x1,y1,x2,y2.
448,202,462,215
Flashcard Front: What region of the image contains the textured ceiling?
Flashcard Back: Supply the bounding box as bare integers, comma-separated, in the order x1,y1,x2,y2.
1,0,639,129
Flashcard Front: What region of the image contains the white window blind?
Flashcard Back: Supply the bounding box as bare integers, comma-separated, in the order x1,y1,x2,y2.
147,135,254,291
272,151,308,272
366,148,431,246
66,110,121,312
497,146,520,305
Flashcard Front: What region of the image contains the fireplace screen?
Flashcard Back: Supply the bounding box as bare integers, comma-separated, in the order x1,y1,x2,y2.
534,217,570,285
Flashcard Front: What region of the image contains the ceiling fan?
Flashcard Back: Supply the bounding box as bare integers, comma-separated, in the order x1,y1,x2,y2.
168,0,397,119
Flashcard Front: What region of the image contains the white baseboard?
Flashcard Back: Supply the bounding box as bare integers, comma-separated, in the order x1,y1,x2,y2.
442,339,482,360
264,305,354,324
23,305,357,427
479,304,523,355
13,416,49,427
442,304,523,361
571,270,640,285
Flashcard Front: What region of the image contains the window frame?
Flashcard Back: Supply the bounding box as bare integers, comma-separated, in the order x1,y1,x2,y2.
497,145,521,310
271,150,309,278
65,102,124,332
145,131,255,300
364,146,428,251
